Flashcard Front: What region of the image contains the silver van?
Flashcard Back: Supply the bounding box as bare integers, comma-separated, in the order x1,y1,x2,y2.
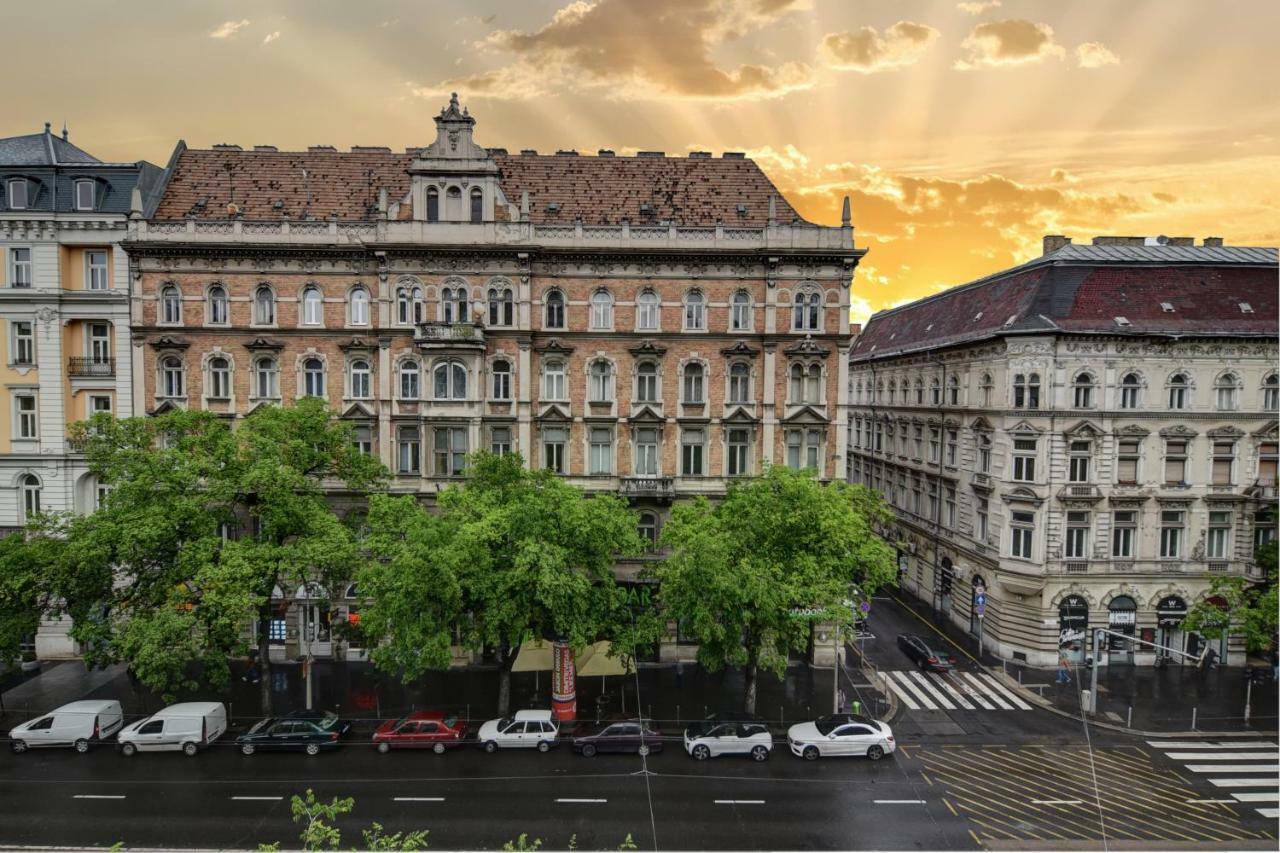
117,702,228,756
8,700,124,753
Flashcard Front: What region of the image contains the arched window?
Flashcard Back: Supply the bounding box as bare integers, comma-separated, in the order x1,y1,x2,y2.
398,360,420,399
441,285,468,324
874,380,883,403
683,291,705,330
588,360,613,402
543,360,566,400
789,363,806,402
412,286,424,323
930,377,941,405
1168,372,1189,410
302,285,323,326
426,187,439,223
433,360,467,400
487,286,513,326
683,363,705,403
208,356,231,399
948,375,960,405
349,360,371,399
207,285,228,325
1120,373,1141,409
590,290,614,329
637,289,660,331
638,512,659,551
1013,373,1040,408
886,379,897,404
161,356,184,397
545,290,565,329
445,186,462,219
349,287,369,326
728,362,751,403
1215,372,1240,411
396,287,410,324
469,188,483,223
254,286,275,325
255,357,279,399
491,359,511,400
20,474,41,520
1073,373,1095,409
636,361,658,402
161,285,182,324
731,290,751,331
792,290,821,331
302,358,325,397
1264,373,1279,412
915,377,925,405
979,373,992,407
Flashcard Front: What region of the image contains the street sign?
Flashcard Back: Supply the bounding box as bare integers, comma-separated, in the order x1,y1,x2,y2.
859,601,871,614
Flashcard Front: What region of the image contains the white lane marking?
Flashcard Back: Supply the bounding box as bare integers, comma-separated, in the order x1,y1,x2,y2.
1188,764,1280,773
393,797,446,802
1186,799,1239,804
874,799,926,804
975,672,1033,711
962,672,1012,710
231,796,284,801
1149,740,1279,749
1231,792,1280,803
556,798,607,804
1031,799,1083,805
714,799,765,805
889,671,941,710
880,672,922,711
929,673,976,710
907,670,956,709
1209,778,1280,788
1257,808,1280,818
73,795,125,800
1167,751,1279,760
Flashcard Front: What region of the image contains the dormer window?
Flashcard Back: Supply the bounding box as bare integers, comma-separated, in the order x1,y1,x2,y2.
426,187,439,223
7,178,28,210
74,179,95,211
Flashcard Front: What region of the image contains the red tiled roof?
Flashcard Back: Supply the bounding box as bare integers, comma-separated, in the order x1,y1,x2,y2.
151,147,806,226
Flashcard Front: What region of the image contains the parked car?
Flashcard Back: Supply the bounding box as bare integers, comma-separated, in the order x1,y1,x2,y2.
572,717,663,757
8,700,124,754
236,709,351,755
477,709,559,753
683,717,772,761
118,702,227,757
786,714,895,761
372,711,467,754
897,634,956,672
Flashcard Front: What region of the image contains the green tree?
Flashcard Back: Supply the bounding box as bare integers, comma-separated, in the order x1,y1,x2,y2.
0,532,46,668
1184,541,1278,655
290,788,353,851
503,834,542,852
655,466,896,713
362,822,430,851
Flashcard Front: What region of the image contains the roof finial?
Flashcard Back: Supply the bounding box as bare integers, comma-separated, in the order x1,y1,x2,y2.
61,121,68,142
841,194,851,227
44,121,51,133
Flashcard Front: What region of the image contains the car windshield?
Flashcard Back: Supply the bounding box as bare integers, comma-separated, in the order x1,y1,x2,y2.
496,718,512,730
314,711,340,730
442,715,457,728
247,719,271,734
815,718,840,735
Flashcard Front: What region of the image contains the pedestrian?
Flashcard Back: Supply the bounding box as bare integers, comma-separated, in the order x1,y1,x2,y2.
1056,649,1072,684
674,659,684,690
838,688,847,713
1270,648,1278,682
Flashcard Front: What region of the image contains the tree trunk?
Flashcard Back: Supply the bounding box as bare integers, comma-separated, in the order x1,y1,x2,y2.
497,642,512,717
256,605,272,716
744,662,759,715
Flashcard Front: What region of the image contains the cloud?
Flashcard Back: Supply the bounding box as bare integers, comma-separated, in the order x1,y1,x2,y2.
209,19,250,39
821,21,939,74
1075,41,1119,69
413,0,814,102
262,31,280,46
956,1,1000,14
954,19,1065,70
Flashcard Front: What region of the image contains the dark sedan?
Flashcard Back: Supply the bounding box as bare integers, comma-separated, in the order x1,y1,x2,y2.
897,634,957,672
572,718,663,757
237,709,351,755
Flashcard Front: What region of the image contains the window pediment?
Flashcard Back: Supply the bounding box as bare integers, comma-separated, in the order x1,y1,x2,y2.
628,339,667,357
535,403,572,422
1116,424,1150,437
244,337,285,351
629,405,666,423
1205,425,1245,439
148,335,190,350
781,405,830,424
1007,419,1043,434
1063,419,1102,438
534,337,575,355
1159,425,1198,438
719,340,759,358
722,405,759,423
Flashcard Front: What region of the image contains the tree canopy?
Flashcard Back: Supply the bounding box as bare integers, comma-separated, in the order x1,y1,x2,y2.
1184,541,1278,655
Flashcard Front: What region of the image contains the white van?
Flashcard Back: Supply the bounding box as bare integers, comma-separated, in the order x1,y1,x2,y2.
116,702,228,757
8,700,124,753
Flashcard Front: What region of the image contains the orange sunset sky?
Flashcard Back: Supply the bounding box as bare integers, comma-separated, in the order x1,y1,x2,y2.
6,0,1277,324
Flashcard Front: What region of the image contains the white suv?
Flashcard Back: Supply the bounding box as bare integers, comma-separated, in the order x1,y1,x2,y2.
477,709,559,753
683,718,772,761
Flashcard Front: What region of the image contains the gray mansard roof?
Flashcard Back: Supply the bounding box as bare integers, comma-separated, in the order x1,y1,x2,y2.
0,124,161,215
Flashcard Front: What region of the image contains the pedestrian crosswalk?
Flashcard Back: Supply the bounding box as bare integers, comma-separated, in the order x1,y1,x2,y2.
1148,738,1279,820
879,669,1033,712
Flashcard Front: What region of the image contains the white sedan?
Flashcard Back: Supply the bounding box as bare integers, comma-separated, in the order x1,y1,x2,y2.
787,714,895,761
683,720,773,761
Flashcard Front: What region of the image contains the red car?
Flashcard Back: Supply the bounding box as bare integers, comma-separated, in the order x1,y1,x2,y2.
372,711,467,754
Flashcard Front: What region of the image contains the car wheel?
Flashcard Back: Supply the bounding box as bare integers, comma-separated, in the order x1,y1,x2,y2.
10,740,27,754
751,745,770,762
74,739,90,754
867,745,884,761
484,740,498,754
432,742,446,755
582,743,597,758
802,745,820,761
182,742,198,757
692,744,711,761
305,742,321,756
637,744,650,757
120,742,137,757
537,740,551,753
376,741,390,754
240,743,255,756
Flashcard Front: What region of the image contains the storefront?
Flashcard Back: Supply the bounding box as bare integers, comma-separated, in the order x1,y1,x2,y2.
1107,595,1137,664
1058,595,1089,665
1155,595,1188,663
1186,595,1230,662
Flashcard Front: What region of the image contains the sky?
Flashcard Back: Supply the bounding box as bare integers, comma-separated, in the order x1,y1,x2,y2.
6,0,1277,325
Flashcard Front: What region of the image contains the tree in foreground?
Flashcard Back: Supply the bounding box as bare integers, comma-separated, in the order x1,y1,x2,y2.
655,465,897,714
1183,541,1278,656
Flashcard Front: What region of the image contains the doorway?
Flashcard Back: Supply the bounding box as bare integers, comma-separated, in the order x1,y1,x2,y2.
299,604,333,658
1107,595,1137,665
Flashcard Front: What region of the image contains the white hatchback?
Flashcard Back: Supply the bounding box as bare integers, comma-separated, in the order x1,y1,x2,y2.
477,709,559,753
683,720,773,761
787,714,895,761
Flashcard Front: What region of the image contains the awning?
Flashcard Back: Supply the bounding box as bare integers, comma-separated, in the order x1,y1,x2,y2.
509,639,632,676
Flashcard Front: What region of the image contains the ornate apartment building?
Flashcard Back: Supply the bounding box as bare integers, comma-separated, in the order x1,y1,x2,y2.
123,96,862,662
0,126,161,656
847,236,1278,668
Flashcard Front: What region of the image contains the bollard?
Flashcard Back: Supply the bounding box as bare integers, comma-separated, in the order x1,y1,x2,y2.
676,704,680,725
1127,706,1132,729
780,706,784,728
1018,669,1022,685
1191,706,1197,730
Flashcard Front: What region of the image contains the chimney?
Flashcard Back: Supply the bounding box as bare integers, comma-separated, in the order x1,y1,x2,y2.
129,186,143,220
1042,235,1071,254
767,195,777,227
212,143,243,151
597,149,615,157
307,145,336,152
252,145,278,152
1203,236,1224,247
688,151,711,159
377,187,388,215
1094,236,1146,246
1167,237,1194,246
637,151,665,158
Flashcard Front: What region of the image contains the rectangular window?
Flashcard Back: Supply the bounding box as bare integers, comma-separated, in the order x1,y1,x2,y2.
1117,439,1140,484
352,425,372,455
1164,440,1188,484
873,423,883,453
589,427,613,475
976,497,989,543
727,428,750,476
397,427,420,474
1160,510,1184,558
913,426,923,459
1065,511,1090,559
75,180,95,210
11,321,34,365
634,427,658,476
1111,511,1136,558
1068,440,1091,483
89,394,112,414
15,393,37,439
681,429,704,476
786,429,803,469
433,427,467,476
1010,510,1034,559
543,427,567,474
1259,442,1278,486
928,428,940,463
977,435,991,473
1012,437,1036,482
86,251,108,290
8,179,28,209
1211,441,1234,485
9,248,32,287
944,486,956,529
1207,511,1233,559
490,426,512,456
946,429,958,466
927,482,938,521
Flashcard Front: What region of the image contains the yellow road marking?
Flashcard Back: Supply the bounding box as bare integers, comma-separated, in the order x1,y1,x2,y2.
968,829,982,848
889,594,981,665
921,771,933,787
943,797,957,816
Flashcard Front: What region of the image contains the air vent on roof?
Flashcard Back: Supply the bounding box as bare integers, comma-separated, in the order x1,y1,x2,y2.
597,149,615,157
1240,302,1254,313
973,311,983,321
637,151,665,158
869,345,877,352
722,152,745,159
1003,315,1017,327
639,203,654,215
555,149,578,156
212,143,242,151
1114,316,1131,327
736,204,747,216
486,147,508,156
889,333,896,340
546,202,561,213
520,149,538,156
307,145,336,152
1160,302,1175,313
689,151,711,159
253,145,278,152
924,324,933,332
192,197,208,210
351,146,391,153
272,200,285,210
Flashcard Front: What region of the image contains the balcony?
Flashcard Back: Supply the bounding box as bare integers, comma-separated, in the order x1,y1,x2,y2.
415,322,484,349
619,476,675,502
1057,483,1102,503
68,357,115,378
